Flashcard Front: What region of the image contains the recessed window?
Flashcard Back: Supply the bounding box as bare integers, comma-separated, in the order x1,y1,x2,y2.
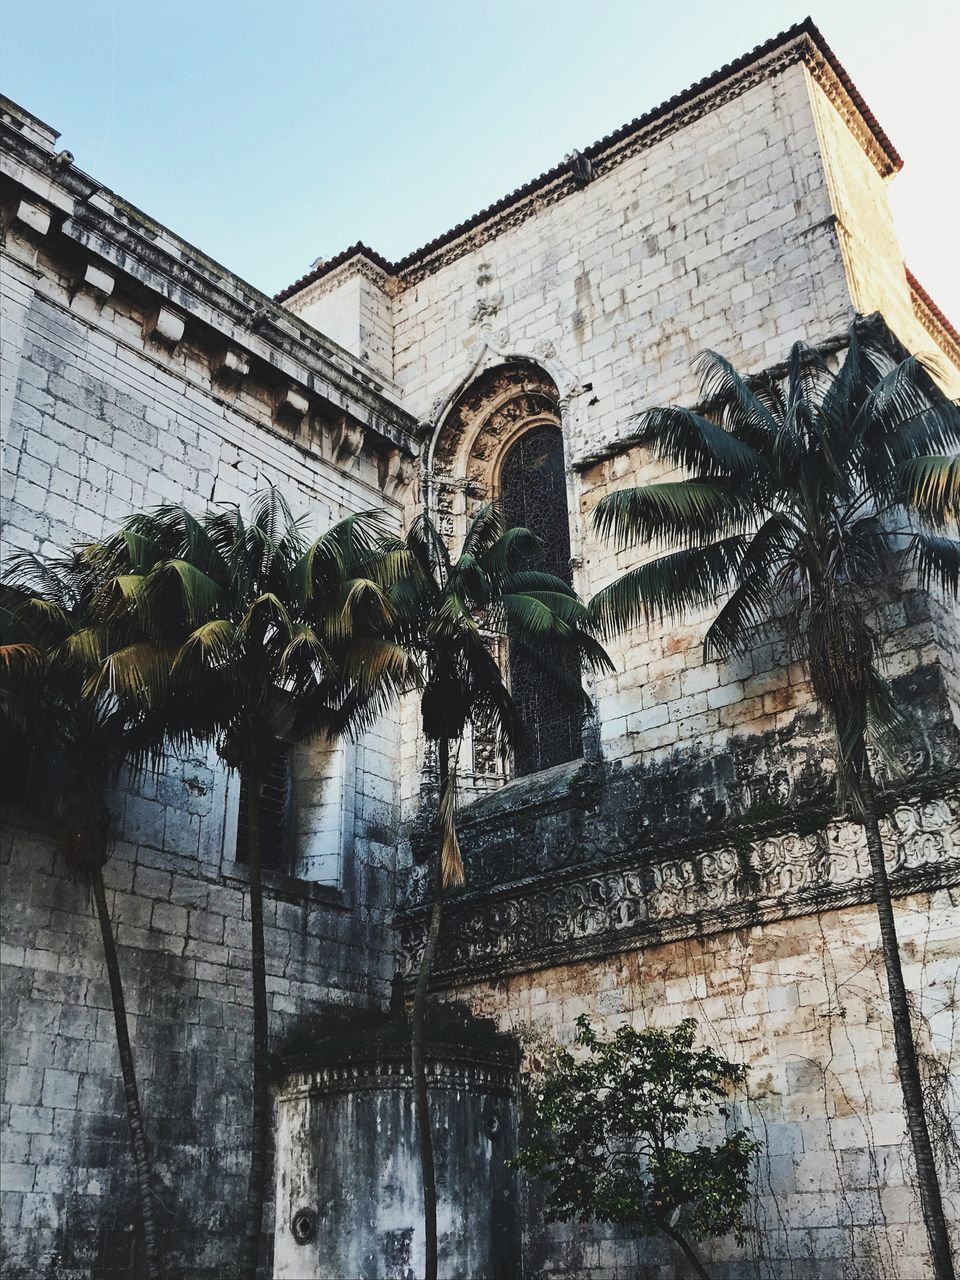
236,744,294,874
500,423,583,776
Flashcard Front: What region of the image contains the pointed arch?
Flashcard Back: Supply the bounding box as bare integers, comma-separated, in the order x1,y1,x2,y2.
426,360,584,780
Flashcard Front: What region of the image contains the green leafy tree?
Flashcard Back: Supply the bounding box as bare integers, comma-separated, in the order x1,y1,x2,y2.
391,506,611,1280
100,490,412,1280
0,548,204,1279
588,323,960,1280
514,1017,759,1279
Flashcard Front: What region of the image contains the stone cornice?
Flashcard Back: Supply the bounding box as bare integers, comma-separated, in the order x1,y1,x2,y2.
277,21,901,302
906,267,960,369
396,781,960,987
0,105,419,458
285,252,399,313
279,1046,519,1099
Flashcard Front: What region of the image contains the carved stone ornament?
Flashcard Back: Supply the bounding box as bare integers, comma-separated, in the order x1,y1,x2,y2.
291,1207,318,1245
396,786,960,984
470,295,503,324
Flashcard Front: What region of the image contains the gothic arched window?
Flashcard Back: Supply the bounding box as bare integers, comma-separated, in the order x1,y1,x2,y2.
500,423,583,776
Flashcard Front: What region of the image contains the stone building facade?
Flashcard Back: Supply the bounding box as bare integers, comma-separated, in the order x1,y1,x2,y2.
2,17,959,1280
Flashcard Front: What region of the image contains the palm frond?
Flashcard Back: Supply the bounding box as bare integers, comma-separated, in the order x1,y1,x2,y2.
438,759,464,889
480,526,543,582
0,642,43,671
911,532,960,598
695,350,780,462
898,454,960,526
461,504,505,561
174,619,237,670
58,626,111,670
154,559,223,625
703,514,796,658
592,481,751,549
406,513,451,585
633,406,761,479
588,537,745,635
84,642,175,705
237,592,295,641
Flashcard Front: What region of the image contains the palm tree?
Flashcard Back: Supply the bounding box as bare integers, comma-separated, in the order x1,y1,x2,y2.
391,505,612,1280
588,322,960,1280
102,489,412,1280
0,548,199,1280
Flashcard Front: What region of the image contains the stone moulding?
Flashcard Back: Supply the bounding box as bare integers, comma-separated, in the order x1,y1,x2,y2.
279,1044,520,1100
396,784,960,986
0,99,419,459
275,21,900,301
906,267,960,368
285,253,399,311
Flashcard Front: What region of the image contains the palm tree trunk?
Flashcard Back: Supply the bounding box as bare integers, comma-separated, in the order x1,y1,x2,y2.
661,1222,710,1280
91,861,162,1280
240,771,270,1280
411,736,448,1280
856,764,956,1280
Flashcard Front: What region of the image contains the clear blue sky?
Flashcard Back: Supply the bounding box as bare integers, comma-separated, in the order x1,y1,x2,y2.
2,1,957,321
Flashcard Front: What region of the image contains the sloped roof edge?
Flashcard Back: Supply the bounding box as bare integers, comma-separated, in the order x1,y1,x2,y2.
276,18,901,303
906,267,960,356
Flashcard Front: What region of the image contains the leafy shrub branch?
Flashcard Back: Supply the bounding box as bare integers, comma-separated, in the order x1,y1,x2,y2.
514,1017,760,1278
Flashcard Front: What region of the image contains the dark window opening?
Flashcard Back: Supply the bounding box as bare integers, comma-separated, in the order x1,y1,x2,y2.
236,744,293,874
500,422,583,777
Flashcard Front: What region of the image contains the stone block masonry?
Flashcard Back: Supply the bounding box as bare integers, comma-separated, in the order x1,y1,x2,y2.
451,887,960,1280
0,93,414,1278
1,814,392,1276
286,29,960,818
4,20,960,1279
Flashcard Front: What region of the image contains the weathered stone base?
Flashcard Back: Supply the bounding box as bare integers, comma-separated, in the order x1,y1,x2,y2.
0,816,393,1280
275,1040,520,1279
449,889,960,1279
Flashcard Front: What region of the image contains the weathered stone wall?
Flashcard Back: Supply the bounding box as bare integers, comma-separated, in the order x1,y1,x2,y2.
448,882,960,1279
3,22,960,1279
274,1043,520,1279
385,60,846,440
278,27,960,1278
0,100,415,1278
288,39,959,809
804,68,960,397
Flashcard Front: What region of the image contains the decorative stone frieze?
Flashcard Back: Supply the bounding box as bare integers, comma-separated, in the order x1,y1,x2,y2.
396,785,960,984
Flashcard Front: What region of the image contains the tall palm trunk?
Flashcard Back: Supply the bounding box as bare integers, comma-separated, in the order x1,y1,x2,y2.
411,736,449,1280
240,770,270,1280
855,760,956,1280
91,860,162,1280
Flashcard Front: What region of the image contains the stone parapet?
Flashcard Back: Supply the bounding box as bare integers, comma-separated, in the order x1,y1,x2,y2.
398,777,960,985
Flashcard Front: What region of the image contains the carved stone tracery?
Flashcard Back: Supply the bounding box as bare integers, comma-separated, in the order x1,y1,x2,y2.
428,362,579,781
396,787,960,983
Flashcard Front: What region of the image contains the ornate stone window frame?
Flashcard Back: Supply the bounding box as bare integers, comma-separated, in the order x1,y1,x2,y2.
423,356,594,792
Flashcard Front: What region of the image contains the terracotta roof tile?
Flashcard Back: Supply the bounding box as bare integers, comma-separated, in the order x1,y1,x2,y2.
905,267,960,351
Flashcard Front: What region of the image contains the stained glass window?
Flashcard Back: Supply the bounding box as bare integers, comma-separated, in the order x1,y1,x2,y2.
500,423,583,776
